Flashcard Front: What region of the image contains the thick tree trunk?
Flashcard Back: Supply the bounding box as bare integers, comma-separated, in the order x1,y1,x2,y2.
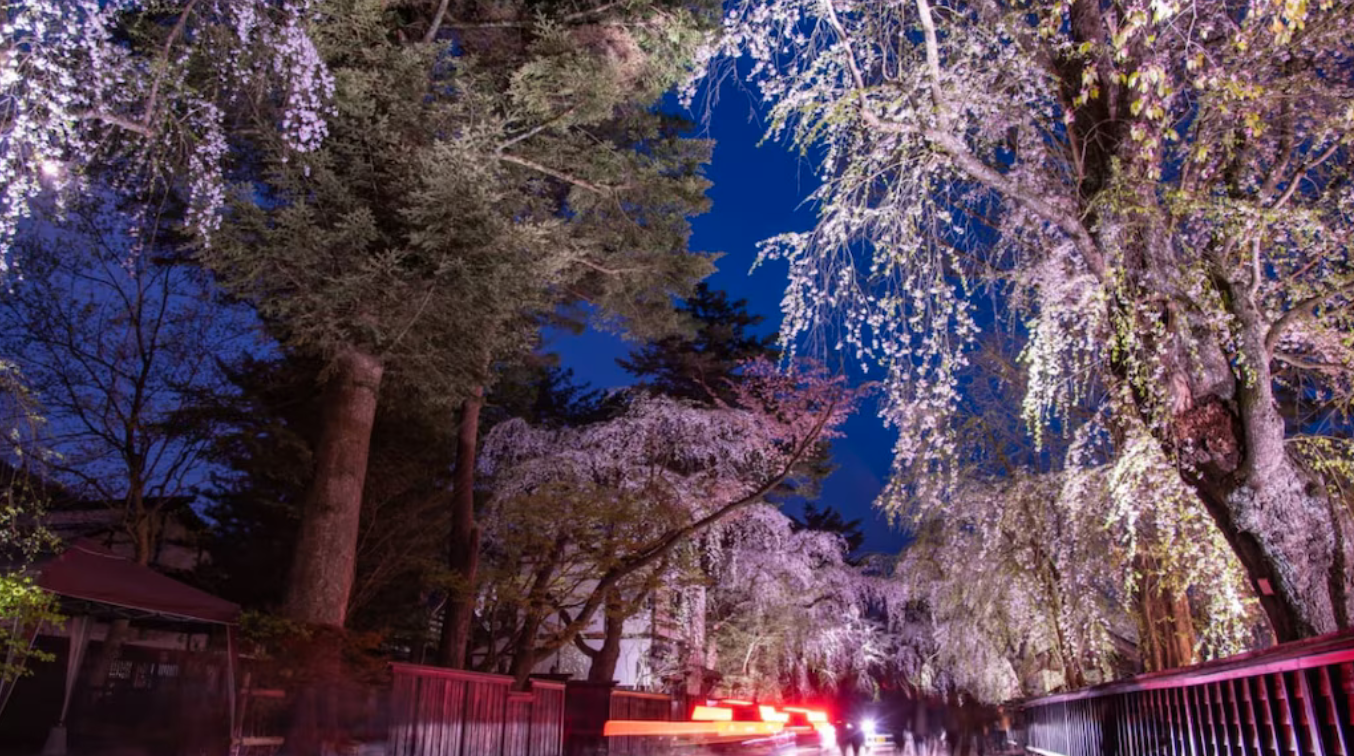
586,589,625,683
1169,292,1354,641
280,348,383,756
437,387,483,668
1058,0,1351,645
1135,557,1197,671
284,347,385,629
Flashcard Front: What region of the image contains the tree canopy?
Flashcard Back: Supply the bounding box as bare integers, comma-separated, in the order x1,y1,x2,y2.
701,0,1354,641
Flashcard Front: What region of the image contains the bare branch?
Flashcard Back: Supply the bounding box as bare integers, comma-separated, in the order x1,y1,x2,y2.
499,153,611,195
1266,279,1354,355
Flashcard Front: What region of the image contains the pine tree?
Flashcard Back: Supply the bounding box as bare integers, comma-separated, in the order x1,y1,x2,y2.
619,283,778,404
197,354,457,640
791,503,865,556
203,0,717,642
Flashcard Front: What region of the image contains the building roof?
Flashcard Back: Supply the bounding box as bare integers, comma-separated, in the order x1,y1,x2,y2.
31,539,239,625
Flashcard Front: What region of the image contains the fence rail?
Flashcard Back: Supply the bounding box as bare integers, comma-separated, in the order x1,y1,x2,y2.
388,664,564,756
1018,630,1354,756
606,690,679,756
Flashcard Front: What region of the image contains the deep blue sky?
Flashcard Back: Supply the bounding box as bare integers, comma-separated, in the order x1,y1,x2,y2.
548,92,909,554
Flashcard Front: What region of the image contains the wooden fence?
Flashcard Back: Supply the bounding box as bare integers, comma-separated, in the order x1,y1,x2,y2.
562,682,679,756
1018,630,1354,756
606,690,679,756
388,664,565,756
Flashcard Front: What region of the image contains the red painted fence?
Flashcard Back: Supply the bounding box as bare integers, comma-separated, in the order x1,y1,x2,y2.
1018,630,1354,756
388,664,565,756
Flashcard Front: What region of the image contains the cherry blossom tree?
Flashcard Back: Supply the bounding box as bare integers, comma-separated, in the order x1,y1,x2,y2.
476,358,856,687
898,443,1262,703
701,503,884,700
888,337,1264,701
0,0,332,267
699,0,1354,640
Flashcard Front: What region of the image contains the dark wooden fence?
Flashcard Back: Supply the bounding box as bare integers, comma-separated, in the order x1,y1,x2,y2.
1018,630,1354,756
563,682,680,756
606,690,680,756
388,664,565,756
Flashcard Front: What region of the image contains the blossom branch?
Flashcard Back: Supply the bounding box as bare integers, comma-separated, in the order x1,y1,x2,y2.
1266,280,1354,355
558,397,843,640
424,0,452,43
820,0,1103,278
1269,141,1341,212
76,110,154,137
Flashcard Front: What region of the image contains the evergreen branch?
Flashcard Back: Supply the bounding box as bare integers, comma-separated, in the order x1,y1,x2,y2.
499,153,611,195
439,2,629,30
498,106,578,152
425,0,452,43
576,259,646,276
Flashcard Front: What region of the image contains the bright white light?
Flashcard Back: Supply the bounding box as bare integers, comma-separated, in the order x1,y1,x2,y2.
40,160,62,179
862,719,877,737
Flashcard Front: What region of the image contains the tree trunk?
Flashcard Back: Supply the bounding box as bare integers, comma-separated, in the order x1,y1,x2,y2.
89,503,154,693
1061,0,1354,644
510,611,545,690
1168,289,1354,641
280,348,383,756
586,588,625,683
1135,554,1198,671
438,387,484,668
284,347,385,629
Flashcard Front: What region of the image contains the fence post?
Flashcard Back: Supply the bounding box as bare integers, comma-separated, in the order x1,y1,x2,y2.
1017,630,1354,756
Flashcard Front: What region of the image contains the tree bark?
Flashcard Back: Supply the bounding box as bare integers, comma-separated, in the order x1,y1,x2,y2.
509,613,544,689
1048,0,1354,644
586,588,625,683
1135,557,1197,671
283,347,385,629
1167,286,1354,641
437,387,484,668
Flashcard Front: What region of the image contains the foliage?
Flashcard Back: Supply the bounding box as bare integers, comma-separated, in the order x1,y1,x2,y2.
0,361,56,560
0,573,61,685
473,480,686,674
619,282,779,404
790,502,864,556
702,504,884,699
476,358,856,677
620,282,837,499
0,361,60,685
897,422,1264,704
208,0,717,406
699,0,1354,638
0,0,333,267
199,354,454,636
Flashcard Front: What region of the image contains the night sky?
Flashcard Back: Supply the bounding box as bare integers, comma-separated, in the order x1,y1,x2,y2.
550,91,910,555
